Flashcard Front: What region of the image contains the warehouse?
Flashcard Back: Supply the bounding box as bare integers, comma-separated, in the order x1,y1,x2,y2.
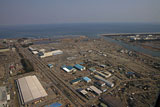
61,66,70,73
39,50,63,58
89,68,96,72
89,86,102,95
52,50,63,55
28,46,36,51
48,64,53,68
94,75,114,88
32,51,38,54
0,86,7,106
61,65,75,73
95,71,110,78
77,88,88,96
70,78,82,85
45,102,62,107
95,81,106,87
102,71,112,78
66,66,76,72
83,77,91,83
74,64,86,71
16,75,48,105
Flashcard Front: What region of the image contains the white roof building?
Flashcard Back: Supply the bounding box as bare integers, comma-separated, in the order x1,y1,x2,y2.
89,86,102,95
16,75,48,105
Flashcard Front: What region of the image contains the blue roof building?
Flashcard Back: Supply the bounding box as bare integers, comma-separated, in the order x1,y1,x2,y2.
74,64,86,71
61,65,76,72
45,102,62,107
66,66,75,71
48,64,53,68
83,77,91,83
70,78,82,84
127,72,134,75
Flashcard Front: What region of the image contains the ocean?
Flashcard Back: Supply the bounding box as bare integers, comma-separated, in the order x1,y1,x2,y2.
0,23,160,39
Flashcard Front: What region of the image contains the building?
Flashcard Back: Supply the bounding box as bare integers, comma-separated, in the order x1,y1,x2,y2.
16,75,48,105
39,49,45,52
66,66,76,72
83,77,91,83
0,86,7,106
99,65,106,68
74,64,86,71
102,71,112,78
94,75,114,88
39,50,63,58
7,94,10,101
0,48,10,53
61,65,75,73
70,78,82,85
52,50,63,55
89,68,96,72
32,51,39,54
45,102,62,107
48,64,53,68
61,65,70,73
89,86,102,95
99,103,107,107
95,81,106,87
28,46,36,51
77,88,88,96
95,71,110,78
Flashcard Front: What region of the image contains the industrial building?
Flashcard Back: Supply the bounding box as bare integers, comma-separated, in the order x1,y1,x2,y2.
48,64,53,68
89,86,102,95
16,75,48,105
45,102,62,107
61,66,70,73
77,88,88,96
95,81,106,87
74,64,86,71
39,49,45,52
102,71,112,78
95,71,111,78
70,78,82,85
83,77,91,83
28,46,36,51
89,67,96,72
94,75,114,88
0,48,10,53
39,50,63,58
32,50,39,54
61,65,75,73
0,86,7,107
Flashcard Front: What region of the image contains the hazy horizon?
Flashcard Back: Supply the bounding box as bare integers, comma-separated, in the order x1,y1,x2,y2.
0,0,160,26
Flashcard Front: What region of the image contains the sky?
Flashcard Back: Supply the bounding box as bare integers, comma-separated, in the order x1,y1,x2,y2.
0,0,160,25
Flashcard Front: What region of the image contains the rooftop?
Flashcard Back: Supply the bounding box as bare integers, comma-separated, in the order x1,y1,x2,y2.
83,77,91,82
45,102,62,107
74,64,85,70
16,75,48,105
70,78,82,84
66,66,74,70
